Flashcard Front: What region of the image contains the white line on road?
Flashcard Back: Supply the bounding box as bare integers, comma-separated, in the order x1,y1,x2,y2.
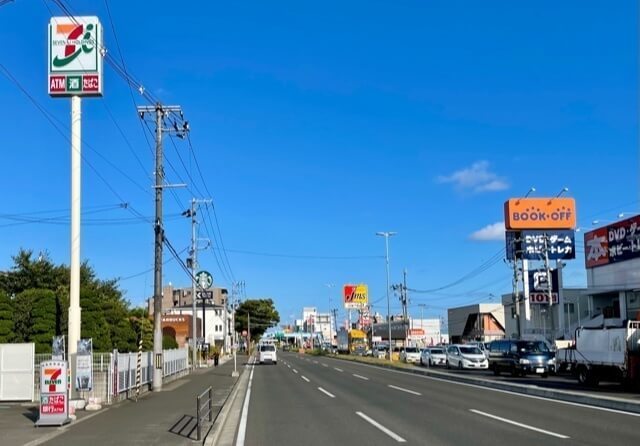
322,363,329,367
306,359,311,362
293,369,298,374
318,387,336,398
353,374,369,381
388,384,421,396
356,411,406,443
313,360,319,364
235,365,255,446
301,376,310,382
470,409,570,439
334,367,343,372
287,364,291,368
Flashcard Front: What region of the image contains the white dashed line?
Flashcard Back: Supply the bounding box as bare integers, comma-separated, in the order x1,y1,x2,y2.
293,369,298,374
388,384,421,396
334,367,343,372
318,387,336,398
470,409,570,439
301,376,310,383
313,360,319,364
353,374,369,381
321,363,329,367
356,411,406,442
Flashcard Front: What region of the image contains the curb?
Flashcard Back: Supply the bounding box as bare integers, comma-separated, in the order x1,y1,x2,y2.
204,362,250,446
327,355,640,415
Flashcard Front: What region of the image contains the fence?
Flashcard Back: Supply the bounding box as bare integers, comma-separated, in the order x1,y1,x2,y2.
34,347,189,404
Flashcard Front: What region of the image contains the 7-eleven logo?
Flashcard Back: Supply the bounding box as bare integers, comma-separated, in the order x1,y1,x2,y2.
51,20,97,69
43,368,63,391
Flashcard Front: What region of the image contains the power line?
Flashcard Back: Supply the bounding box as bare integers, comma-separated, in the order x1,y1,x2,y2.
217,248,383,260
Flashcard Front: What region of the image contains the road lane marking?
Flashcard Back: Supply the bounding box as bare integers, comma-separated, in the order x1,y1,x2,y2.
353,374,369,381
313,360,319,364
301,376,310,382
235,365,255,446
318,387,336,398
388,384,421,396
322,363,329,367
324,358,640,418
293,369,298,374
356,411,406,443
287,364,291,368
470,409,569,439
334,367,343,372
306,359,311,362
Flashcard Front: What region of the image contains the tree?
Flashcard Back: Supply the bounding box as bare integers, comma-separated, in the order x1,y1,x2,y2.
80,288,111,352
234,299,280,341
29,289,58,353
13,289,35,343
162,334,178,350
0,290,14,343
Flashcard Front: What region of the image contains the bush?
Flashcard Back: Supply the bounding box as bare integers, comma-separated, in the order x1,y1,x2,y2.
162,334,178,349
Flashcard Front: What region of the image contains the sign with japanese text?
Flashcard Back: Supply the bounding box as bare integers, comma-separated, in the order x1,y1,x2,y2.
36,360,70,426
343,284,368,309
527,269,559,304
506,230,576,261
585,214,640,268
504,198,576,230
48,16,103,97
75,339,93,391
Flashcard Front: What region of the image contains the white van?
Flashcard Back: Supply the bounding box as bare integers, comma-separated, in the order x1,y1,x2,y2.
259,344,277,364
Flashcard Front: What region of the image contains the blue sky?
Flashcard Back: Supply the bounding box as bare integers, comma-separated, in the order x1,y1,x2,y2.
0,1,637,327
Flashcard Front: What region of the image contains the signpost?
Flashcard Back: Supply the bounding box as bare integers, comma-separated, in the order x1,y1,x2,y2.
343,284,368,309
195,271,213,290
48,16,104,399
75,339,93,391
36,360,71,427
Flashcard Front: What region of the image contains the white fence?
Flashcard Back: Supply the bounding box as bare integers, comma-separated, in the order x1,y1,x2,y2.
34,347,189,404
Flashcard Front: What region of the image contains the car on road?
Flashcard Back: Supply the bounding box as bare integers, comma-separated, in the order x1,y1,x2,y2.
446,344,488,370
259,344,277,364
399,347,421,364
372,345,388,359
488,339,554,377
465,341,490,359
420,347,447,367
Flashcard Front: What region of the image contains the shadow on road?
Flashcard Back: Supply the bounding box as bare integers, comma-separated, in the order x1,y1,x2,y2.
168,414,198,440
22,406,38,422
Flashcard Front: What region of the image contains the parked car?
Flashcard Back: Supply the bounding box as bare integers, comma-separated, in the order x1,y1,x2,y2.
446,344,488,370
399,347,421,364
373,345,388,359
259,344,277,365
464,341,490,359
488,339,554,377
420,347,447,367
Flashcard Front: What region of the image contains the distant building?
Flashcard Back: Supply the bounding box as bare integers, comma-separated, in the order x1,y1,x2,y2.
161,314,200,349
447,303,505,344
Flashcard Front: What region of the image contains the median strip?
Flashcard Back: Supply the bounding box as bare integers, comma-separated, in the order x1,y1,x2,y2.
353,374,369,381
469,409,569,439
356,411,406,443
301,376,310,383
388,384,421,396
317,387,336,398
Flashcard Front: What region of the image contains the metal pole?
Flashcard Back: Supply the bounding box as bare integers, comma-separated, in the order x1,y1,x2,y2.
403,269,408,348
384,235,392,361
68,95,82,397
232,282,238,377
152,104,164,391
191,198,197,369
543,233,554,342
202,292,206,361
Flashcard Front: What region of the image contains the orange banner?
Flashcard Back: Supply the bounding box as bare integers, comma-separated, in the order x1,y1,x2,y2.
504,198,576,230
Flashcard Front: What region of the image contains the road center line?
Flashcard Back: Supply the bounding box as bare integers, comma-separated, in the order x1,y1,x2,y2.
313,360,319,364
356,411,406,443
353,374,369,381
470,409,569,439
318,387,336,398
334,367,343,372
287,364,291,368
292,369,298,374
301,375,310,383
322,363,329,367
235,365,255,446
388,384,421,396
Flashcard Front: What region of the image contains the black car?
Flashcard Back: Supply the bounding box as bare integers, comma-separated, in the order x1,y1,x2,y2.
488,340,555,377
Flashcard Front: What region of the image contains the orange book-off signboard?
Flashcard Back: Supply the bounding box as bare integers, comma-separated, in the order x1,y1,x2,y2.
504,198,576,230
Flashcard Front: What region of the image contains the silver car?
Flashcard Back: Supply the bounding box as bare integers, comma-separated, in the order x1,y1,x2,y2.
420,347,447,367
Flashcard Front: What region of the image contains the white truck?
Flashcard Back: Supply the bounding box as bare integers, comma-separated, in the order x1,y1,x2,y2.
558,320,640,387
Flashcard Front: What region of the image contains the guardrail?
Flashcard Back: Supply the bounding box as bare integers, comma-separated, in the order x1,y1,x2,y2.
196,386,213,441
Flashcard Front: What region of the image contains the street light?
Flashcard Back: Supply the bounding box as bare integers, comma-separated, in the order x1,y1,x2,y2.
376,231,396,361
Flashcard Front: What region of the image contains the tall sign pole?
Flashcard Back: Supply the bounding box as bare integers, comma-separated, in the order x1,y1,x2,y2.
48,16,104,397
190,198,197,369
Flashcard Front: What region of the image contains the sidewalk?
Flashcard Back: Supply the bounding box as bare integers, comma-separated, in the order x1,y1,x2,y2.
6,356,243,446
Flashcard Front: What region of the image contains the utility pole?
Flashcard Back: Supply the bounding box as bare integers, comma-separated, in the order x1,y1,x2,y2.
402,269,409,348
512,260,521,338
231,281,239,377
247,312,251,356
543,233,554,342
138,103,187,391
418,303,426,346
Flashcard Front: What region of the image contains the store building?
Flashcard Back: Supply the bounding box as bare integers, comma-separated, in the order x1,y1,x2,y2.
447,303,505,344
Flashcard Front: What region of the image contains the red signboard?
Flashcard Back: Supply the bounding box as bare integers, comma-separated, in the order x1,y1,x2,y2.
585,214,640,268
410,329,425,336
40,394,66,414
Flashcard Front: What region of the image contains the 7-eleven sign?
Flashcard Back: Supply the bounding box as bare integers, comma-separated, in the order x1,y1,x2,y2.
40,360,68,394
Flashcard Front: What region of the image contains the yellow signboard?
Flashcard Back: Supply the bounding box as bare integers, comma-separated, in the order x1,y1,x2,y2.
343,284,368,309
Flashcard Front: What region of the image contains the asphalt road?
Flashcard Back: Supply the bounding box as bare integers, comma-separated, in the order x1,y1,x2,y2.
240,352,640,446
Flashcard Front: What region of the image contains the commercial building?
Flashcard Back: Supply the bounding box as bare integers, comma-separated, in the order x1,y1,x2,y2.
372,317,444,346
164,304,232,353
161,314,200,348
447,303,505,344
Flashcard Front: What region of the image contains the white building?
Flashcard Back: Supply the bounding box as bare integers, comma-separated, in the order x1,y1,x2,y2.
314,313,334,343
165,304,232,354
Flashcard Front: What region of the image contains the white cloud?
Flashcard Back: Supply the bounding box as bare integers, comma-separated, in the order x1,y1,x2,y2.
437,161,509,193
469,222,505,241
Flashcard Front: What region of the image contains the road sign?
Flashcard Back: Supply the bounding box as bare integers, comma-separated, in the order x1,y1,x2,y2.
196,290,214,300
195,270,213,289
